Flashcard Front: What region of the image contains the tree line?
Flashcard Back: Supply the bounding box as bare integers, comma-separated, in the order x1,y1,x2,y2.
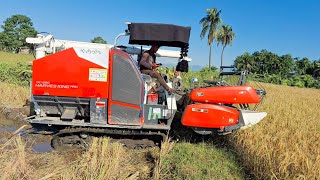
234,50,320,88
0,14,107,53
199,7,319,89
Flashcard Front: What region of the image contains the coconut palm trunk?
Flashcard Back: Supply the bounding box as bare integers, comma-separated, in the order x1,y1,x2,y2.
209,44,212,70
220,45,226,72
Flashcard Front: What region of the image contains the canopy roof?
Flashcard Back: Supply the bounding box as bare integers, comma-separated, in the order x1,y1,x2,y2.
128,23,191,48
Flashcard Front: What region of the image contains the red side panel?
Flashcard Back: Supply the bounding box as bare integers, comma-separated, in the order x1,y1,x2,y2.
190,86,260,104
181,104,239,128
107,49,144,125
32,48,109,98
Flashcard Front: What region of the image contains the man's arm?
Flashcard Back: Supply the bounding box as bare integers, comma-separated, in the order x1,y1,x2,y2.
139,53,152,69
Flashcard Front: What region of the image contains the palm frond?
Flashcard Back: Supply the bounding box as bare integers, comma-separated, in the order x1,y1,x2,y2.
200,25,209,39
199,16,209,24
199,7,222,46
216,24,235,47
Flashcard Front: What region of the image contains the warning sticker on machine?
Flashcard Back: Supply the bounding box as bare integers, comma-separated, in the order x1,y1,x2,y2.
89,68,107,82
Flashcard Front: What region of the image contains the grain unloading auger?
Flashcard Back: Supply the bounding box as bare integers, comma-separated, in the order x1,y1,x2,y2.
26,23,267,149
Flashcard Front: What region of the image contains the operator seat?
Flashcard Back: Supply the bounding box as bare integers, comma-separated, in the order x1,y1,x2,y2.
141,74,152,83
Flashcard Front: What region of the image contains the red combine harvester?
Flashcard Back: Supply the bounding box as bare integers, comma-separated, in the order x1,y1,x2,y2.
26,23,267,148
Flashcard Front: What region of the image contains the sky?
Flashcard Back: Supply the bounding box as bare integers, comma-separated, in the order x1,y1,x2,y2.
0,0,319,68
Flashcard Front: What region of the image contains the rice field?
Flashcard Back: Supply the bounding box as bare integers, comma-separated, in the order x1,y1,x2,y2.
0,51,33,64
0,131,244,179
230,82,320,179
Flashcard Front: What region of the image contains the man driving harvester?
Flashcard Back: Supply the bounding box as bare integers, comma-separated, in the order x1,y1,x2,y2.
139,44,174,93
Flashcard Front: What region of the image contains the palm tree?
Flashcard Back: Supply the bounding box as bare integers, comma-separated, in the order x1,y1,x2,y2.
200,7,222,71
217,25,235,70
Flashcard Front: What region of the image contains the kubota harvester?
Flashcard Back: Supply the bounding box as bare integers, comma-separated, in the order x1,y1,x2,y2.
26,23,267,148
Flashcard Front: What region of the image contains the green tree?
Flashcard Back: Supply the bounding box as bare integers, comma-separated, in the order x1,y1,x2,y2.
278,54,294,77
234,52,255,72
0,14,37,52
0,32,5,50
312,60,320,79
91,36,107,44
296,57,311,75
200,7,222,71
252,50,279,75
217,24,235,70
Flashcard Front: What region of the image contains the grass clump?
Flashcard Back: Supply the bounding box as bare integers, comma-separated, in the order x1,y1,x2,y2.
0,51,33,86
158,141,244,180
0,62,32,86
0,82,29,107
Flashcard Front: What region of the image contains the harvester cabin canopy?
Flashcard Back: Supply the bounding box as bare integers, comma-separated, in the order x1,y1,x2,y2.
128,23,191,48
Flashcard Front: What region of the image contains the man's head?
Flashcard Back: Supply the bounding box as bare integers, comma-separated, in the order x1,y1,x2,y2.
150,44,160,53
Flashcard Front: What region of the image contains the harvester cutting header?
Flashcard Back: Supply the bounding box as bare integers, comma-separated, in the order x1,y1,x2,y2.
26,22,267,148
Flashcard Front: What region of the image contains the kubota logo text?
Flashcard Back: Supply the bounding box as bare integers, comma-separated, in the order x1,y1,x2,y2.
80,49,101,54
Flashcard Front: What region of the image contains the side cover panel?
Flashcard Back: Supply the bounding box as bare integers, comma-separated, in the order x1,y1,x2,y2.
108,49,144,125
32,48,109,98
182,104,239,128
111,54,143,105
190,86,260,104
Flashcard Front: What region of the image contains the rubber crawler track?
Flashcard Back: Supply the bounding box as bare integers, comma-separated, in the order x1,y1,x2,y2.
51,127,168,149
